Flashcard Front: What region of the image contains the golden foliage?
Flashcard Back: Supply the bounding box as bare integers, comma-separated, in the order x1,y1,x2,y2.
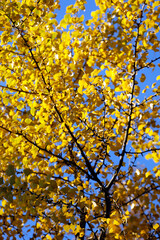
0,0,160,239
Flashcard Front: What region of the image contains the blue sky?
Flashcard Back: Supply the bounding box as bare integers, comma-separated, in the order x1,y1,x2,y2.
55,0,97,22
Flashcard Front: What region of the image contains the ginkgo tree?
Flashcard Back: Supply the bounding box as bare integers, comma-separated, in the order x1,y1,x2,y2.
0,0,160,239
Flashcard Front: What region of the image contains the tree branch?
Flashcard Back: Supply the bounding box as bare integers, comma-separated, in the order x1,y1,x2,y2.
105,3,146,192
53,104,105,190
0,125,93,180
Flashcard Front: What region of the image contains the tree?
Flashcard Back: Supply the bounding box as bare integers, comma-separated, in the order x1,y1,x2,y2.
0,0,160,239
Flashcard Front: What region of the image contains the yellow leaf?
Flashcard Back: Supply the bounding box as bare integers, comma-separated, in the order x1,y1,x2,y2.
2,199,7,207
142,88,146,93
156,75,160,81
59,19,67,29
36,222,41,229
109,227,114,233
153,1,160,9
153,223,159,230
80,232,85,237
0,208,4,215
70,224,75,231
140,73,146,82
145,153,152,160
145,171,152,178
64,225,70,233
127,179,132,186
140,230,146,235
74,225,81,235
156,170,160,177
145,127,151,134
46,234,52,240
25,118,32,124
142,39,148,48
152,82,156,88
113,220,120,225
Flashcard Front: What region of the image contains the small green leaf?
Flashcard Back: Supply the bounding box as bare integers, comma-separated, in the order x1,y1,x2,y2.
6,193,13,202
24,168,33,176
0,177,3,185
10,175,15,185
6,164,15,176
25,118,32,124
48,180,57,192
